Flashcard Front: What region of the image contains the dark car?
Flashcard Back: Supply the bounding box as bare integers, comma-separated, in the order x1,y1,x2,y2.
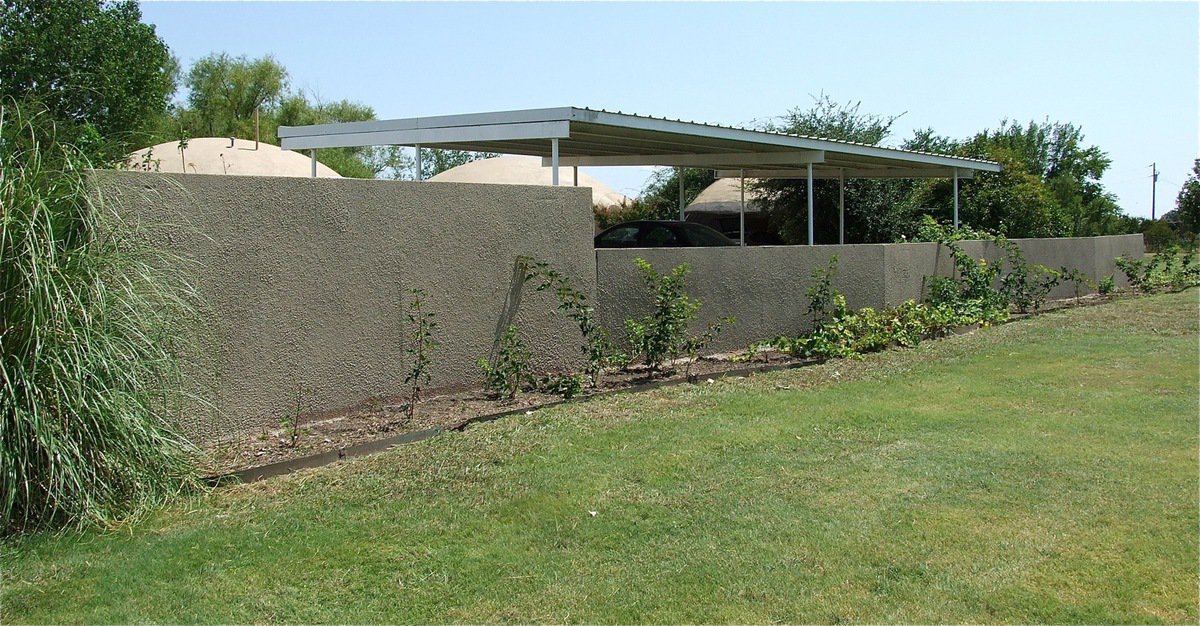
594,220,738,248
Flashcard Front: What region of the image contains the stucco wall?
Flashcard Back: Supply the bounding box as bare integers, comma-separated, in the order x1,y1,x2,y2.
98,171,595,442
597,234,1143,353
595,245,887,352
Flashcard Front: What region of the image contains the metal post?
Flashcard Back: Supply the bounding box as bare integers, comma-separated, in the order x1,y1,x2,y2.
573,166,579,187
414,145,423,181
953,168,959,229
310,150,316,178
551,138,559,186
739,169,746,247
678,166,685,221
838,168,845,245
1151,162,1159,220
807,162,814,246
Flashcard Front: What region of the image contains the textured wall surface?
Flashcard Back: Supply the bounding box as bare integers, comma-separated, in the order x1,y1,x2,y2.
596,244,887,352
98,172,595,442
597,234,1144,353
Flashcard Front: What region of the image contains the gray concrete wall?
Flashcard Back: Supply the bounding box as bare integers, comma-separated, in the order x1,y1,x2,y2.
597,234,1144,353
98,172,595,442
884,234,1144,303
596,244,887,352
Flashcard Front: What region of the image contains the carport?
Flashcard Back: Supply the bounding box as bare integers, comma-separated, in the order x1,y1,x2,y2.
278,106,1001,245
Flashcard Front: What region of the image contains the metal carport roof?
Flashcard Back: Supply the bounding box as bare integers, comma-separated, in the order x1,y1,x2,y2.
278,106,1000,245
277,106,999,180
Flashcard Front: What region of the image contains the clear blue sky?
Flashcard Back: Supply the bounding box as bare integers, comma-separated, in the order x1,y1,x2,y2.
140,1,1198,218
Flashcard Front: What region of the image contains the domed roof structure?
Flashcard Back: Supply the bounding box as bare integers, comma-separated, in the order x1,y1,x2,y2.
427,156,630,209
126,138,341,178
685,177,764,214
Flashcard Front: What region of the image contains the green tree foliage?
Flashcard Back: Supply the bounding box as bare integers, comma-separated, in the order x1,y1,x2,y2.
634,167,717,220
753,94,919,243
158,53,410,178
1176,159,1200,235
959,119,1123,237
0,0,175,163
183,52,286,138
755,95,1138,242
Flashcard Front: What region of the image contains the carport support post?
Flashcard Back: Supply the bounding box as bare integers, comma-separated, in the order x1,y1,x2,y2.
807,162,815,246
838,168,845,245
573,166,579,187
551,138,560,186
414,145,423,181
309,150,317,178
739,169,746,247
953,168,960,229
678,166,685,220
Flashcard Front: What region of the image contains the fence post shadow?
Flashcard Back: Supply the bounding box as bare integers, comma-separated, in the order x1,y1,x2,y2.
488,256,528,362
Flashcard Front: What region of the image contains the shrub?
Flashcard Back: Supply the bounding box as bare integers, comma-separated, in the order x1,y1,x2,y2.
1097,274,1116,295
520,257,625,387
1117,247,1200,293
624,259,700,371
479,325,533,400
1059,266,1096,298
996,238,1059,313
401,288,438,420
1,103,199,533
806,256,846,329
927,238,1008,322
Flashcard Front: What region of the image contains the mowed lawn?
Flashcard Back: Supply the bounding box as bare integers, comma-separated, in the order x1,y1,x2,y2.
3,291,1197,624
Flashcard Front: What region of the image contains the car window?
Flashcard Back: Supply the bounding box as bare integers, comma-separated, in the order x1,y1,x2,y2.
597,225,640,246
682,223,735,246
642,225,682,246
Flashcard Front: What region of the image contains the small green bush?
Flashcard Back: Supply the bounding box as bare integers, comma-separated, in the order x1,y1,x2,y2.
1098,274,1116,295
520,257,625,387
401,288,438,420
479,325,533,400
624,259,700,371
1116,247,1200,293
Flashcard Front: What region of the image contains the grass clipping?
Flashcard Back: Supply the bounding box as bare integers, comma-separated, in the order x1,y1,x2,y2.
0,104,200,533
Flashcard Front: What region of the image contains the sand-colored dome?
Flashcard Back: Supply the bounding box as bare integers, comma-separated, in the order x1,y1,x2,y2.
685,178,765,214
427,156,630,209
126,138,342,178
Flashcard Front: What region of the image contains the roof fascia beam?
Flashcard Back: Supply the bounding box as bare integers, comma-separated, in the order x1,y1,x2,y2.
543,150,825,168
280,121,571,151
278,107,574,139
715,167,977,180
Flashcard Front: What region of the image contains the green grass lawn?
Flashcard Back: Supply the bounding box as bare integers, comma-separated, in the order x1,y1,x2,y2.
3,290,1197,624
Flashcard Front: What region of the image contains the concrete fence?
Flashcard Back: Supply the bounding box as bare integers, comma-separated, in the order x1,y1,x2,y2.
596,235,1142,353
99,173,1142,441
99,172,594,442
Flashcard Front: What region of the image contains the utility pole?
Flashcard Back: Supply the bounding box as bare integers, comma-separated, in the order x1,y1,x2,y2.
1151,162,1159,220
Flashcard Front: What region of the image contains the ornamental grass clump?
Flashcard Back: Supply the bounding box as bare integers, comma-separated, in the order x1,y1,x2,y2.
1,103,200,534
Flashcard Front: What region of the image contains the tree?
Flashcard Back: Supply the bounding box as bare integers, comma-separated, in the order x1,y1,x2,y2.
0,0,175,162
753,94,919,244
1176,159,1200,235
184,53,286,139
959,119,1120,237
633,167,716,221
